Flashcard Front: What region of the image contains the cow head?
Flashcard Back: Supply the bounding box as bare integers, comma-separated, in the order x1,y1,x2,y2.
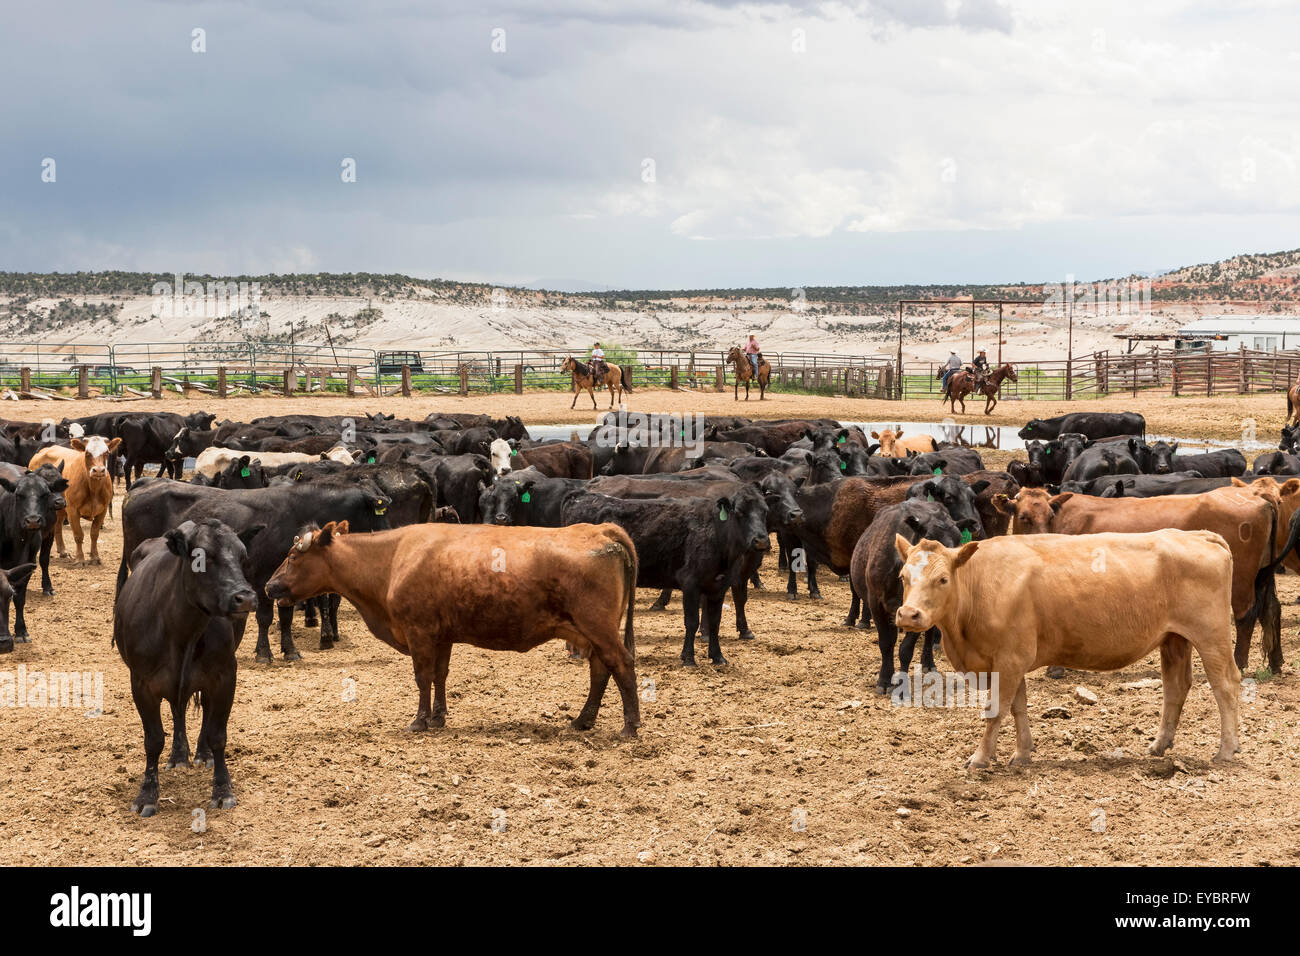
992,487,1069,534
870,427,902,456
715,485,770,555
1047,433,1091,471
0,472,65,531
266,521,347,605
73,436,121,480
758,472,803,530
836,443,872,476
894,537,980,632
1146,440,1178,474
167,518,261,616
479,473,539,525
807,449,847,484
488,437,515,477
1018,419,1047,440
904,476,987,538
217,455,267,489
1281,424,1300,454
906,455,946,476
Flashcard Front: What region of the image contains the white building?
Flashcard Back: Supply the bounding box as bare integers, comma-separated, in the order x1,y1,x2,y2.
1176,315,1300,352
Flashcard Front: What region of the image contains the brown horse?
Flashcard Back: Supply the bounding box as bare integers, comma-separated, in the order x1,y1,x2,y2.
1286,372,1300,427
942,363,1018,415
726,346,771,401
562,356,632,409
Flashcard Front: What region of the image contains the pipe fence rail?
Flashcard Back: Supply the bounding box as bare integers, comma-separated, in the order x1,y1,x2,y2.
0,340,1297,401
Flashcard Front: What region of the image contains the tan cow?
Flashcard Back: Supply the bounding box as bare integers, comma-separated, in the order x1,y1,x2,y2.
29,436,122,565
871,427,936,458
991,486,1279,671
894,531,1241,768
193,444,354,478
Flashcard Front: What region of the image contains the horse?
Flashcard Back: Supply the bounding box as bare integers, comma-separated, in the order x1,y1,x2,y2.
941,363,1018,415
726,346,771,401
561,356,632,409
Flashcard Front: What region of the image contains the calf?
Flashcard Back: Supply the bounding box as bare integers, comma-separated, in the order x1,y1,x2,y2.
1060,443,1141,484
267,520,640,736
562,486,770,666
114,519,261,816
894,530,1240,767
29,436,122,564
0,469,66,644
1017,411,1145,442
478,468,586,527
1251,451,1300,477
871,427,936,457
848,500,962,693
1145,442,1247,478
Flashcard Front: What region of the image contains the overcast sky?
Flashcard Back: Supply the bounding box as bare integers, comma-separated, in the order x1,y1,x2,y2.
2,0,1298,290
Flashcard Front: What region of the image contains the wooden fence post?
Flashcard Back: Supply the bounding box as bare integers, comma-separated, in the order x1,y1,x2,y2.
1239,344,1248,394
20,367,30,391
402,365,412,397
1206,352,1213,397
77,365,89,399
670,366,679,389
514,364,523,394
152,367,163,398
458,366,468,396
282,369,295,396
217,366,228,399
346,367,357,398
715,366,725,392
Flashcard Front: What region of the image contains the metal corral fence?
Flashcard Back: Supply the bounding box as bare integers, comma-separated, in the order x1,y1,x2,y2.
2,340,1297,400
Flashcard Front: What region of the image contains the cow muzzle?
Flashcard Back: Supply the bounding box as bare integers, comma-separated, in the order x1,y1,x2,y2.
895,605,931,632
226,589,258,614
494,514,511,525
265,580,293,606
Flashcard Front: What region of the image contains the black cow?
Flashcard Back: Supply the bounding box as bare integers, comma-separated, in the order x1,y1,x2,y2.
118,482,392,662
902,448,985,476
114,519,261,817
0,469,65,645
428,454,493,524
1280,423,1299,454
1059,471,1207,496
1098,474,1231,498
561,486,770,666
1017,412,1145,442
1060,442,1142,483
477,468,586,527
1144,441,1247,478
1252,451,1300,476
847,500,963,694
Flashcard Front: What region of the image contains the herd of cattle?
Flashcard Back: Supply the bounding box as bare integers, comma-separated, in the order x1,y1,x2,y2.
1,405,1295,814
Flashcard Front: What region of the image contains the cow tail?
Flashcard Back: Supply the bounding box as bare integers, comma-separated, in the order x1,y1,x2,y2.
1240,504,1280,636
1267,506,1300,572
620,365,634,393
619,532,637,658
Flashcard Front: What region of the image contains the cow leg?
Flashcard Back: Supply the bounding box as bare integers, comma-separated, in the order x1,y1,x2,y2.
968,667,1020,769
406,639,449,731
732,576,755,641
88,513,105,565
650,587,672,611
843,584,861,627
12,575,30,641
898,630,920,676
129,683,164,817
1192,635,1243,763
53,510,68,559
872,610,899,695
68,512,86,564
1151,634,1194,756
277,603,302,661
680,590,701,667
203,676,239,809
165,697,191,768
39,532,54,596
1007,677,1033,766
806,554,823,600
704,591,727,665
920,629,941,671
1262,584,1284,674
777,539,788,571
301,601,319,628
1231,615,1253,671
573,652,612,730
253,597,275,663
749,567,764,590
0,593,12,654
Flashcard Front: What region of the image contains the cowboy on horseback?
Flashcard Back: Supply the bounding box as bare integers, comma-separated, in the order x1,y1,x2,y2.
940,350,962,399
590,342,608,380
744,334,762,379
972,349,990,391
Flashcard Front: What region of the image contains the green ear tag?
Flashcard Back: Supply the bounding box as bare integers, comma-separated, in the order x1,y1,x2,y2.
240,467,250,477
511,448,518,457
367,454,375,464
960,529,973,544
521,491,531,503
839,460,847,471
1045,447,1052,455
932,467,942,475
719,506,728,521
927,494,934,502
837,436,846,444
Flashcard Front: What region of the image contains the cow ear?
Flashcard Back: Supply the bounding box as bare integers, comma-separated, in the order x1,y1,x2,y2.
893,533,913,563
3,563,36,587
715,497,734,520
237,524,265,549
1171,441,1179,453
107,437,122,451
870,431,880,439
1048,492,1074,513
803,452,813,465
992,493,1015,516
334,520,349,536
70,438,86,451
55,460,65,474
0,476,15,494
508,438,519,449
165,527,188,557
896,429,904,438
1280,478,1300,496
951,540,980,570
317,522,336,546
867,444,880,456
1231,476,1249,487
520,478,537,493
970,479,990,495
903,514,924,536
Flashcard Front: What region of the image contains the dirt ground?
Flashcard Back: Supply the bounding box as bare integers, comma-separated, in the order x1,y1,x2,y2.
2,386,1299,866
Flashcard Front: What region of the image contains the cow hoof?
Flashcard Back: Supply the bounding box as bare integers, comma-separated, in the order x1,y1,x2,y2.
319,640,334,651
195,755,214,770
569,716,596,731
874,681,891,696
210,795,238,810
1009,754,1033,767
90,557,102,566
785,593,798,602
750,580,765,591
131,794,159,817
1149,742,1172,757
841,617,856,627
649,603,668,612
738,630,756,641
304,619,319,628
255,652,272,664
165,756,190,770
1212,747,1239,764
407,717,430,731
965,754,991,770
42,588,54,597
13,633,29,644
282,651,303,662
710,655,728,666
855,621,871,631
680,656,697,668
619,725,639,739
809,593,824,602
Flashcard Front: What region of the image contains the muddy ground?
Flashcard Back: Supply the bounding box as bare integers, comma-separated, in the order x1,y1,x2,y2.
1,387,1298,866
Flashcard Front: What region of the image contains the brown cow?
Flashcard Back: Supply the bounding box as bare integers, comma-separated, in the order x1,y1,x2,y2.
29,436,122,565
871,427,936,458
895,530,1241,767
266,520,641,736
992,486,1279,670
